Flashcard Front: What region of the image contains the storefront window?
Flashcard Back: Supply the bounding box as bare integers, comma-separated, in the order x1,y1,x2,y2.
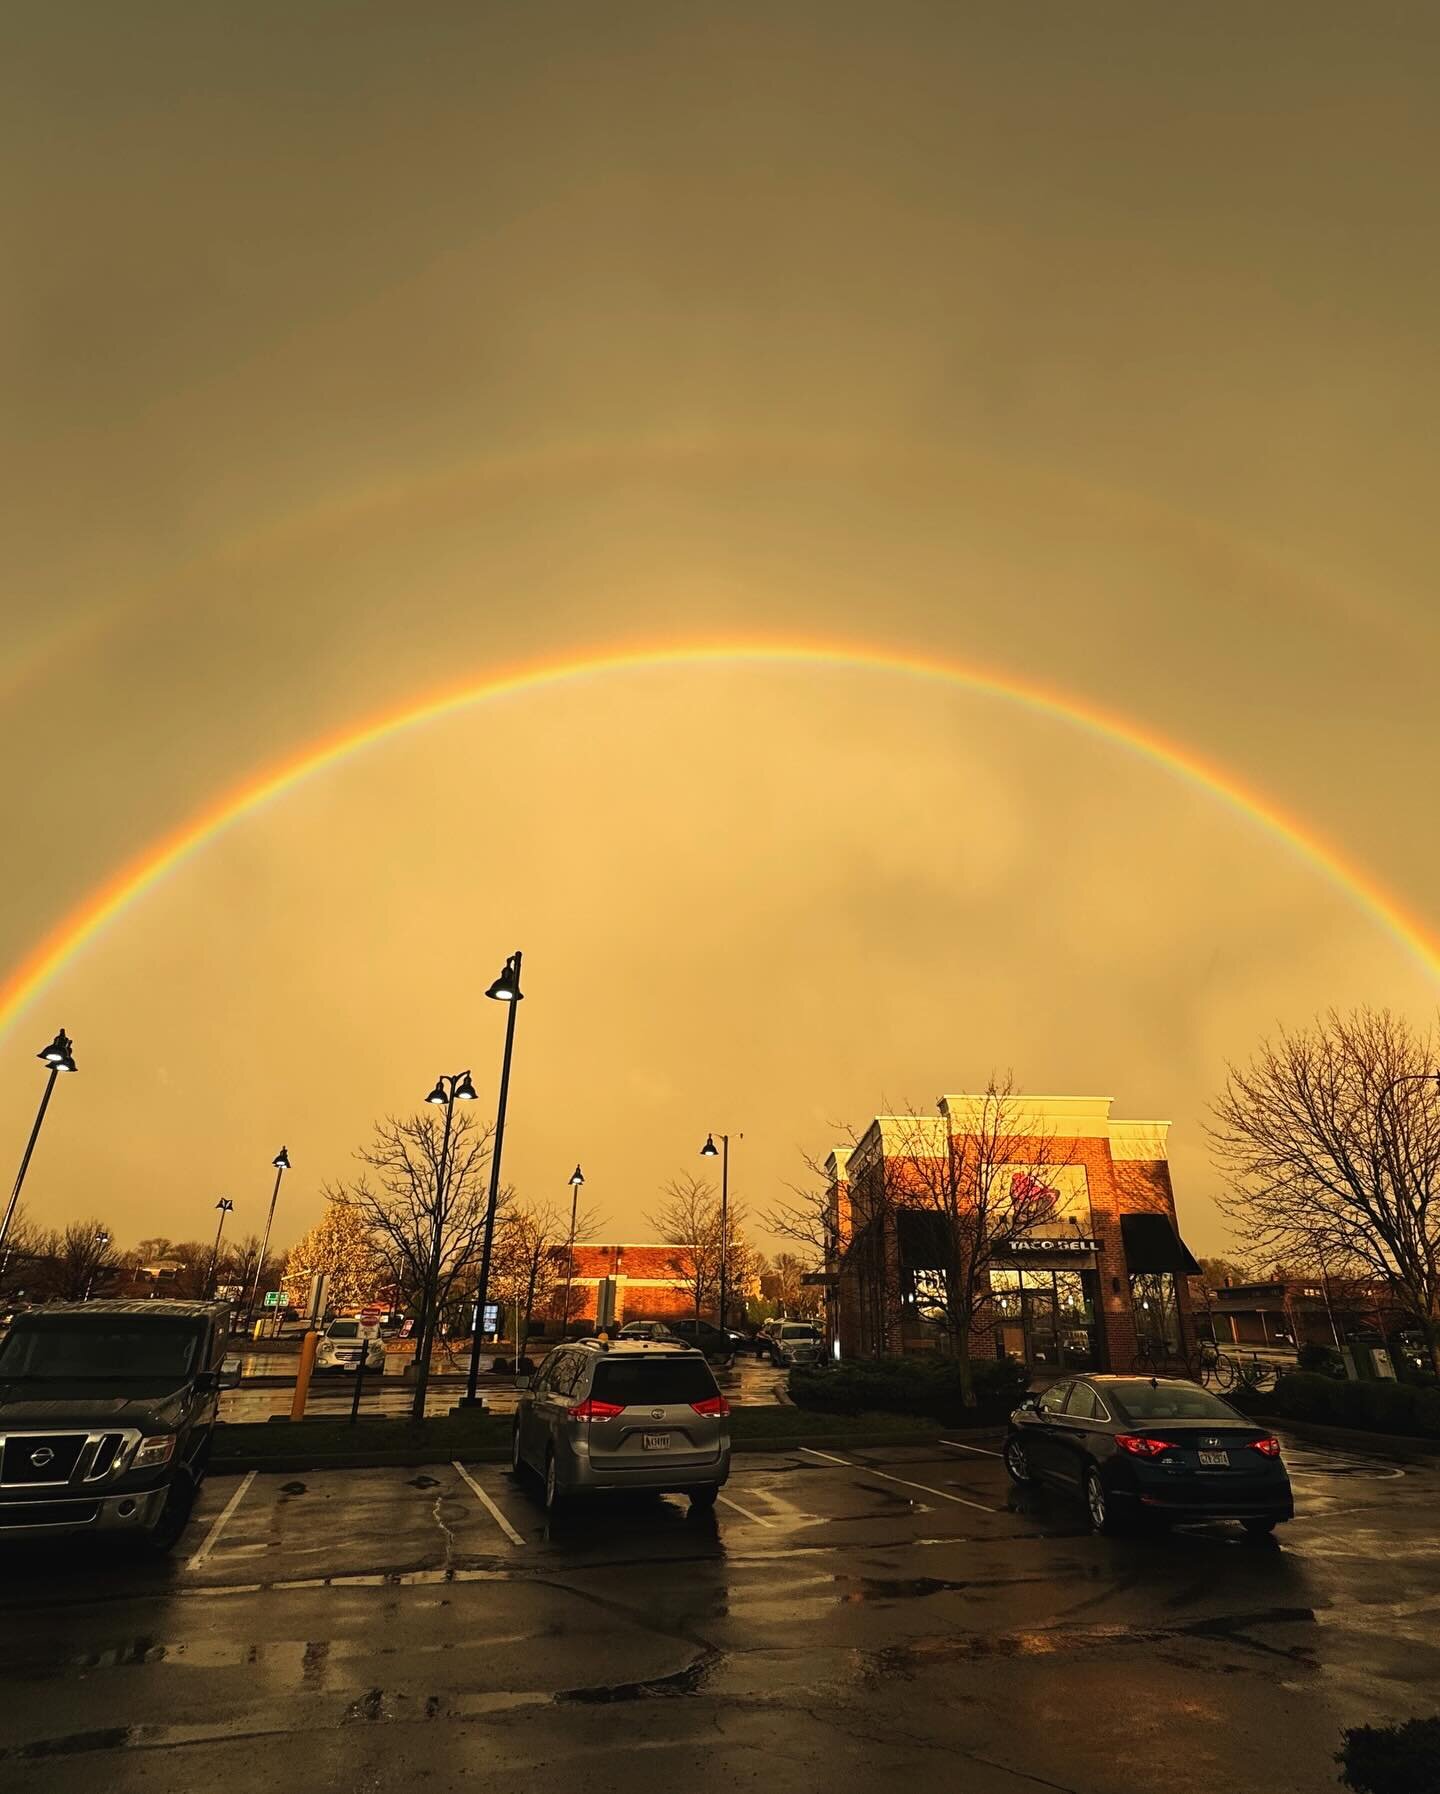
1130,1272,1181,1352
990,1266,1096,1370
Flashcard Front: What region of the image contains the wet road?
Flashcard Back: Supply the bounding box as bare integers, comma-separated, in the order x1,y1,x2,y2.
1,1431,1435,1793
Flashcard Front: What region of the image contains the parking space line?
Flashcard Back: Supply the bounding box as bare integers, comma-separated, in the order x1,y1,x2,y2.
717,1493,775,1526
800,1446,998,1513
186,1471,256,1570
452,1461,525,1546
940,1438,1001,1458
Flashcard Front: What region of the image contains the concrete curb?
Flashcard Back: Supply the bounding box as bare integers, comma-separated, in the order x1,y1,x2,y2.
209,1427,957,1476
1268,1414,1440,1458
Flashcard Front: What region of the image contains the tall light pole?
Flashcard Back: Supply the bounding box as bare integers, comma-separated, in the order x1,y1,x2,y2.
1,1030,78,1267
86,1230,111,1302
700,1131,731,1330
208,1198,235,1298
463,951,524,1407
562,1164,585,1337
249,1146,291,1319
413,1070,477,1422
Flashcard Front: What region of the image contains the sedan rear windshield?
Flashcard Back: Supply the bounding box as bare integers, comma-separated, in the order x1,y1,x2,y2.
591,1358,719,1406
1107,1381,1241,1422
0,1318,205,1380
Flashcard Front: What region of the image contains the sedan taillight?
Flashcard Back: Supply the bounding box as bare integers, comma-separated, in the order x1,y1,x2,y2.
1248,1435,1283,1458
565,1398,625,1421
1114,1433,1172,1458
691,1395,730,1417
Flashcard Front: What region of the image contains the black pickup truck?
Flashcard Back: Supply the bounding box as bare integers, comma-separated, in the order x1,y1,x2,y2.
0,1299,231,1551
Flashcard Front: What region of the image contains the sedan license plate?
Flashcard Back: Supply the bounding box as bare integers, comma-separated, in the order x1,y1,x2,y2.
1198,1449,1229,1468
642,1432,672,1452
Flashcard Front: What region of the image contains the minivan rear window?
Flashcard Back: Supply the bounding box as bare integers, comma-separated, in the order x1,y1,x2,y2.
591,1357,719,1406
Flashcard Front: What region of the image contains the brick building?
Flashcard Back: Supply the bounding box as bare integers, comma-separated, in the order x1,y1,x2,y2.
824,1094,1200,1375
553,1243,704,1326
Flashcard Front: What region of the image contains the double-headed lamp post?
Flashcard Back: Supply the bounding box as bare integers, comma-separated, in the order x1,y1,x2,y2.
562,1164,585,1337
1,1030,78,1267
464,952,524,1407
208,1198,235,1298
700,1132,731,1331
414,1069,477,1421
249,1146,291,1319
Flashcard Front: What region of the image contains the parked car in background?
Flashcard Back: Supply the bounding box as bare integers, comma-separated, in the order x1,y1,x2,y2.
314,1318,384,1374
729,1327,771,1358
512,1338,731,1514
765,1321,824,1368
658,1317,738,1365
1004,1375,1294,1537
0,1299,232,1550
617,1320,676,1342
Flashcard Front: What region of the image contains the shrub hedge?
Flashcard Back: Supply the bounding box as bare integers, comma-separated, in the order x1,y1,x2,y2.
1337,1718,1440,1793
789,1355,1028,1425
1262,1370,1440,1440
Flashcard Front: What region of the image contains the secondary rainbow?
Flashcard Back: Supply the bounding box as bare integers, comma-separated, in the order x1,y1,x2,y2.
2,635,1436,1035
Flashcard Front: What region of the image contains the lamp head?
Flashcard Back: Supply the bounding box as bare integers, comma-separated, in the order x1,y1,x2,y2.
273,1147,291,1171
570,1164,585,1187
454,1072,478,1101
700,1133,719,1159
39,1029,76,1073
425,1079,448,1106
486,953,523,1002
215,1198,234,1214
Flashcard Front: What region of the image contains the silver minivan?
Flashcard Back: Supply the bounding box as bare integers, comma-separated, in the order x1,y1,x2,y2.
511,1339,731,1514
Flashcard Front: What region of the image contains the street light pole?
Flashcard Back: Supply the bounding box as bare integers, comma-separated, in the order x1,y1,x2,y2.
562,1164,584,1338
700,1131,731,1330
249,1147,291,1320
464,952,524,1407
208,1199,235,1298
414,1070,477,1423
86,1230,110,1302
1,1030,78,1265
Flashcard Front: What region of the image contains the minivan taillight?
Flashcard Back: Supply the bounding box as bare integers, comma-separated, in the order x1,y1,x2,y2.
1248,1435,1282,1458
565,1398,625,1421
1114,1433,1171,1458
690,1395,730,1417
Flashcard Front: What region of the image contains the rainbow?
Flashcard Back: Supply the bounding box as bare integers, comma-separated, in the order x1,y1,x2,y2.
2,635,1436,1034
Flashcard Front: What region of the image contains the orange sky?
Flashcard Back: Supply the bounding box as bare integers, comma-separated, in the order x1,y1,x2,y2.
2,4,1437,1260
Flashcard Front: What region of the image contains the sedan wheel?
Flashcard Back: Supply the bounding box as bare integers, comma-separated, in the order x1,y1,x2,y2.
1003,1436,1033,1486
1086,1467,1123,1535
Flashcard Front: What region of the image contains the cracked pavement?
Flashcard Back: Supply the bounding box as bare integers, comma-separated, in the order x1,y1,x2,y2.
1,1434,1437,1793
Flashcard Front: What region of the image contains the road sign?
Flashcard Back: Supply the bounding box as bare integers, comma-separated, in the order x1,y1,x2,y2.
263,1290,282,1308
360,1305,385,1325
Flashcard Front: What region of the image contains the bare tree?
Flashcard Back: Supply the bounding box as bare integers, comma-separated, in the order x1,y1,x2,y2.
1210,1007,1440,1374
225,1233,286,1309
766,1251,824,1320
16,1219,117,1302
647,1174,755,1331
324,1108,495,1420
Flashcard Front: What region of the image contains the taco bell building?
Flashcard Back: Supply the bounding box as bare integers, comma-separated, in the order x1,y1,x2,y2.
822,1094,1201,1375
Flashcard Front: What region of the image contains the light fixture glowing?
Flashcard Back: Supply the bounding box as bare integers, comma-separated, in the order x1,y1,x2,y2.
38,1029,76,1073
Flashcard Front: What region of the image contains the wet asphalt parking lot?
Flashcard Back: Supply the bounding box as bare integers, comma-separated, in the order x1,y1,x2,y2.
2,1430,1437,1794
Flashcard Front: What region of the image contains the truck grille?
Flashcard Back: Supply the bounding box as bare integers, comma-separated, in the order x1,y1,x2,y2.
0,1430,135,1487
1,1434,86,1485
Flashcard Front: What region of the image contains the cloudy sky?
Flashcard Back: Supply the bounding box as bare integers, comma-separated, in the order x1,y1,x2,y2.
2,3,1437,1258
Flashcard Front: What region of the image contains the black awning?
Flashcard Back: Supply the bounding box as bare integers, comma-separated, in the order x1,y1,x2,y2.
1120,1213,1201,1275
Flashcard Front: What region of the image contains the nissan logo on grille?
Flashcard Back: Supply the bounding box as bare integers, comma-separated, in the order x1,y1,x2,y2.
29,1447,55,1468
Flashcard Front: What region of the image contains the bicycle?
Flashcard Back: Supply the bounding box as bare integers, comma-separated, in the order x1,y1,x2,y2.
1129,1342,1193,1381
1228,1353,1278,1395
1194,1339,1237,1392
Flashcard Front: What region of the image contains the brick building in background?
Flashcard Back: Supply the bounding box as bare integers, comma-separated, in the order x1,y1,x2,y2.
823,1094,1200,1375
553,1243,701,1326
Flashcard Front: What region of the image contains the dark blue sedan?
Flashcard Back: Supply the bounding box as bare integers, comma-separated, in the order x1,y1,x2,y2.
1004,1374,1294,1537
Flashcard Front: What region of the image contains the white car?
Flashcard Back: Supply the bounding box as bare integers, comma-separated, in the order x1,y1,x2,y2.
315,1319,383,1373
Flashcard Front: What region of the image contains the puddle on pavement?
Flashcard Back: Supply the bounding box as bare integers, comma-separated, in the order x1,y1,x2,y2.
408,1475,442,1490
278,1482,307,1497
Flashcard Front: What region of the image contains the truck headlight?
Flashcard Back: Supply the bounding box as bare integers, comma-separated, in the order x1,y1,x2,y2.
134,1436,177,1468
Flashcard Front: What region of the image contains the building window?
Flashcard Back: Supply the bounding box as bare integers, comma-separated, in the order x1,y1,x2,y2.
1130,1272,1181,1353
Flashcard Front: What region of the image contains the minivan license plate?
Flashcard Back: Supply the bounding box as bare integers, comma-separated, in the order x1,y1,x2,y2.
642,1432,671,1451
1198,1449,1229,1467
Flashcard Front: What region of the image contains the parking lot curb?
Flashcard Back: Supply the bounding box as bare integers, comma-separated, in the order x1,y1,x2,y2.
1270,1414,1440,1458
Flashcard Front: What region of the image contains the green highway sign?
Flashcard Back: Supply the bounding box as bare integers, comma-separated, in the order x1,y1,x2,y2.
263,1290,282,1308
